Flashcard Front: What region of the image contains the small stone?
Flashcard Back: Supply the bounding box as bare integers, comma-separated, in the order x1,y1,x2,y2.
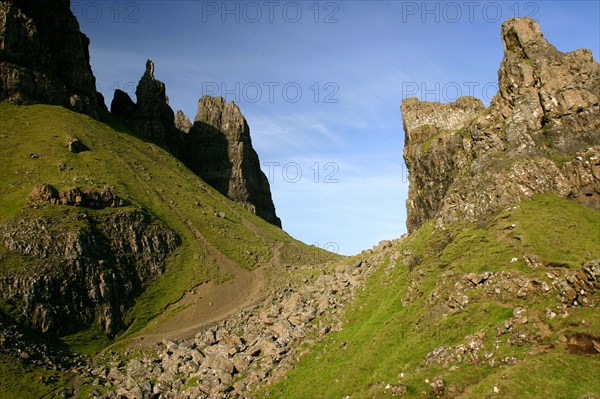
64,135,88,153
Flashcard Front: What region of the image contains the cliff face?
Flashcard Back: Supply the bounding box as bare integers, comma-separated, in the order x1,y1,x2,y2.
0,185,180,336
402,17,600,233
187,96,282,227
111,62,281,228
0,0,103,118
111,60,185,157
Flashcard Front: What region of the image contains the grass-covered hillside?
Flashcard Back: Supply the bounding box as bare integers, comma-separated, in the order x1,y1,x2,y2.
0,101,334,348
266,194,600,398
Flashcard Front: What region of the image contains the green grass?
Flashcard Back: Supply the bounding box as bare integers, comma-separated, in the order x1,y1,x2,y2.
59,324,113,356
465,352,600,398
265,194,600,398
513,194,600,267
0,355,69,399
0,102,336,349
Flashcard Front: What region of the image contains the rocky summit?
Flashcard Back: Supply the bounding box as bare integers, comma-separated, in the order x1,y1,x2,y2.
186,96,282,228
402,17,599,233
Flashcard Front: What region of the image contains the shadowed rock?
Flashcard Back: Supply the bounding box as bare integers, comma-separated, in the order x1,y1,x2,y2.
187,96,281,228
0,0,104,118
110,62,281,227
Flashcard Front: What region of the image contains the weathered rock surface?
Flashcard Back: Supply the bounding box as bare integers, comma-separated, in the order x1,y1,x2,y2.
402,17,600,232
186,96,282,227
0,197,180,336
110,60,184,155
0,0,103,118
28,183,127,208
111,62,281,227
175,110,193,133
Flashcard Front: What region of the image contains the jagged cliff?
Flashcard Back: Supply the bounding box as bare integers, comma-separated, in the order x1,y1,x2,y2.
402,17,600,233
111,61,281,227
0,0,103,118
0,0,283,342
1,185,179,336
186,96,282,228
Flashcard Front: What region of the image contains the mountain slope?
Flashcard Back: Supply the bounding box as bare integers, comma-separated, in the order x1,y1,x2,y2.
0,102,333,345
264,17,600,399
267,194,599,398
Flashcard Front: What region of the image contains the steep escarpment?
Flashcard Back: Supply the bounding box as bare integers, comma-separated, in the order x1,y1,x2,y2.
111,61,281,227
187,96,282,228
0,0,103,118
0,185,179,336
402,17,600,233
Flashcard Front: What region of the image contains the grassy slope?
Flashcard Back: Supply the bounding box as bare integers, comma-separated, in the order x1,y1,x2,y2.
267,194,600,398
0,102,338,396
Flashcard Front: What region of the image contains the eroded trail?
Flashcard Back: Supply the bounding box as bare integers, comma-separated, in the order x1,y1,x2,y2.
125,267,267,348
121,222,279,348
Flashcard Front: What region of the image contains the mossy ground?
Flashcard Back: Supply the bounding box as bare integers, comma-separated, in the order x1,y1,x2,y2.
265,194,600,398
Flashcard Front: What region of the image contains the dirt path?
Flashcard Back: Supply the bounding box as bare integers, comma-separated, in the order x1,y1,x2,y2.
91,155,281,350
124,268,267,347
118,221,281,348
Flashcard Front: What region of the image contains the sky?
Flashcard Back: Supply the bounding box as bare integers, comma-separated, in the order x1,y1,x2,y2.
70,0,600,255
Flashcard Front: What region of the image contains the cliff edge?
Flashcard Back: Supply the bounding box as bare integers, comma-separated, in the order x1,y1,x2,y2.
402,17,599,233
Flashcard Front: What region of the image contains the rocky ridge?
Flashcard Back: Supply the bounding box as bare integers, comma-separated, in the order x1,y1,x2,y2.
402,17,600,233
111,62,281,227
0,0,103,118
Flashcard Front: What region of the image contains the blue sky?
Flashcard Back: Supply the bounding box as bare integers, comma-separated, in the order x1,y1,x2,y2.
71,1,600,255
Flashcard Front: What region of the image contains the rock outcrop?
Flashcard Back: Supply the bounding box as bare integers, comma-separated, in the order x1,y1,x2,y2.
28,183,126,208
175,110,193,133
186,96,282,227
111,62,281,228
110,60,184,155
402,17,600,233
0,193,179,336
0,0,103,118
